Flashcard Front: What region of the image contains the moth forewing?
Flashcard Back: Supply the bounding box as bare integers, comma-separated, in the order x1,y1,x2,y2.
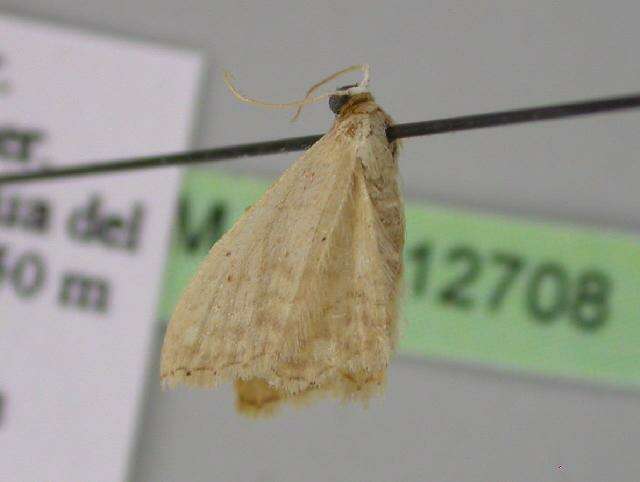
161,91,404,416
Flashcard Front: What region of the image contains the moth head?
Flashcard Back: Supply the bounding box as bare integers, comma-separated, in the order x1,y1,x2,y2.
329,84,372,116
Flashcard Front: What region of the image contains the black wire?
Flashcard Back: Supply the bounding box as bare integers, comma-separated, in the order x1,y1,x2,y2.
386,92,640,139
1,92,639,185
0,135,323,184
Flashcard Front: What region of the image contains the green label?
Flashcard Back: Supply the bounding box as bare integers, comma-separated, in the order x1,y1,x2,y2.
160,170,640,388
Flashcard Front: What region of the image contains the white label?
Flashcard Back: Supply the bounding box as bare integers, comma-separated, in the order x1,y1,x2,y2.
0,15,201,482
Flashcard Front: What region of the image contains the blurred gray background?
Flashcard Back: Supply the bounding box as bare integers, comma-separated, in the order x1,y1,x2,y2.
2,1,639,481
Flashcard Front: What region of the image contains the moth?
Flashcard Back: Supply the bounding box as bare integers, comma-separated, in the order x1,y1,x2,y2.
161,65,405,416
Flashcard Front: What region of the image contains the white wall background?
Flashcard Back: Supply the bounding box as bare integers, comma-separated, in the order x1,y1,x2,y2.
1,1,639,481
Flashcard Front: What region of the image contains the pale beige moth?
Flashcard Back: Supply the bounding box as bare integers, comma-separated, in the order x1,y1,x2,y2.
160,65,405,416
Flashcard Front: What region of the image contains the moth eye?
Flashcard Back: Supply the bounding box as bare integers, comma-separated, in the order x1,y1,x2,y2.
328,84,358,115
328,94,349,115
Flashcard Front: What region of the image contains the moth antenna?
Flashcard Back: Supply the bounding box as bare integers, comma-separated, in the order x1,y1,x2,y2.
223,64,370,122
290,64,370,122
223,71,336,111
